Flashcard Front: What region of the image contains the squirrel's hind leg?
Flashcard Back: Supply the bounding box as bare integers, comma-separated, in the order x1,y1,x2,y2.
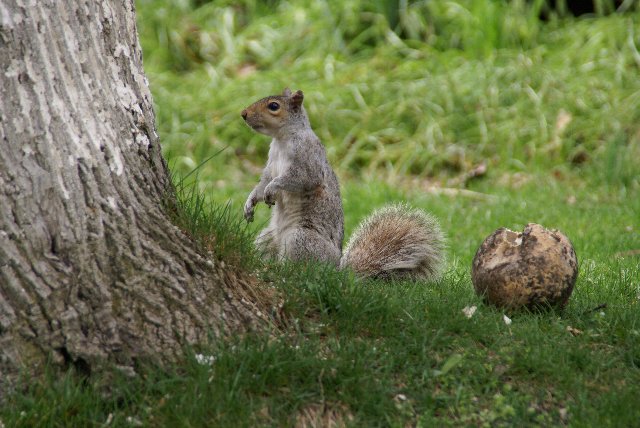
281,228,341,266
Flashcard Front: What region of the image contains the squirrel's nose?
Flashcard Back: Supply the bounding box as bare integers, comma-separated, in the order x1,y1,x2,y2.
241,110,248,120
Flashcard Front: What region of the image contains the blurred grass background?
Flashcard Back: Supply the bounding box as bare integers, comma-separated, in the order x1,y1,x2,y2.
137,0,639,196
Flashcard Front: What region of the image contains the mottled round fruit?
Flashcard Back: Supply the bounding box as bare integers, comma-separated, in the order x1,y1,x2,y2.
471,223,578,309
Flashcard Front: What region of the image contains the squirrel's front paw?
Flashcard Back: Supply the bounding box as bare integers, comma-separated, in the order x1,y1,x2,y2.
243,197,256,222
263,184,277,206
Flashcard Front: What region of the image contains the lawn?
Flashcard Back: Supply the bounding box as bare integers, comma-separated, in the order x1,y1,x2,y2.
1,0,639,426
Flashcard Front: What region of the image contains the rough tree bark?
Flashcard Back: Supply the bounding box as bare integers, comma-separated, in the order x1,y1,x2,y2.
0,0,273,391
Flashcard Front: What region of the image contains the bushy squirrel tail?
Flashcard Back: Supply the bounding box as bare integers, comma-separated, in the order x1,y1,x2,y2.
339,204,446,281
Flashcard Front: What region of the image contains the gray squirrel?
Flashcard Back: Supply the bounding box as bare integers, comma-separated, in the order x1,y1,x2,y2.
241,88,445,281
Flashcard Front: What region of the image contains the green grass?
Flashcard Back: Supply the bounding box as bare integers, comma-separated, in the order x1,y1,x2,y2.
166,160,261,269
2,0,640,426
136,0,640,188
2,181,637,426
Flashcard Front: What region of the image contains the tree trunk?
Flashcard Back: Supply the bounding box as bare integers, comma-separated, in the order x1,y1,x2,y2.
0,0,272,392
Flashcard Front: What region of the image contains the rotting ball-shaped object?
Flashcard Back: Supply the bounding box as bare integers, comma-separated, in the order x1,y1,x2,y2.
471,223,578,309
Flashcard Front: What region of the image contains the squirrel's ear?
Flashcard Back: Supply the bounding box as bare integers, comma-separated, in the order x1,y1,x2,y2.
291,90,304,108
282,87,292,97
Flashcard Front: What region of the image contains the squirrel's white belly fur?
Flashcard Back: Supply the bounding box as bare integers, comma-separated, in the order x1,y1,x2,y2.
268,140,304,254
272,193,304,256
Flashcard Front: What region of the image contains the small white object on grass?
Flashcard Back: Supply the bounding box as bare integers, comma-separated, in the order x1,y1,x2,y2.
503,314,512,325
462,305,477,319
126,416,143,427
195,353,216,365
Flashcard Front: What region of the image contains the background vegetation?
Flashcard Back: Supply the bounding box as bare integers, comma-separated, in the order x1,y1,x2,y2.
2,0,639,426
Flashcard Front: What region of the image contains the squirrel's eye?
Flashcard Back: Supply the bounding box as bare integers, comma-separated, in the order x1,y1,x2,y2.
267,102,280,111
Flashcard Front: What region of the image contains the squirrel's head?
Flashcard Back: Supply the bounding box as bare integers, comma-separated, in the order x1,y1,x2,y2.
241,88,307,137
